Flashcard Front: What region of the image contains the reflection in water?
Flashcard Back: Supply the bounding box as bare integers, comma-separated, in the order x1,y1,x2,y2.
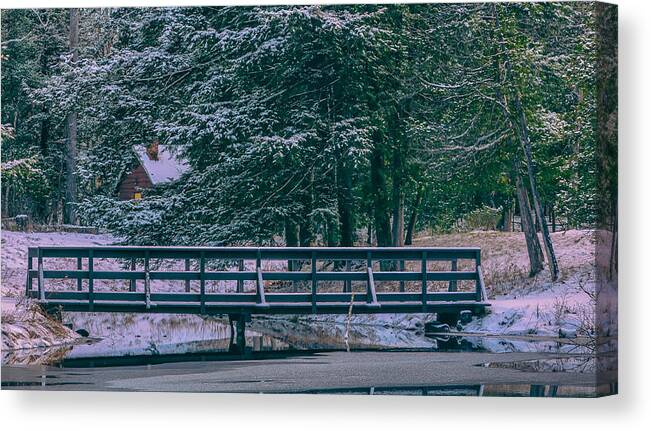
481,353,618,375
297,383,617,398
482,356,597,374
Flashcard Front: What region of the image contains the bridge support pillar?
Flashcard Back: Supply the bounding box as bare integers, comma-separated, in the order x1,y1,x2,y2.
228,314,249,355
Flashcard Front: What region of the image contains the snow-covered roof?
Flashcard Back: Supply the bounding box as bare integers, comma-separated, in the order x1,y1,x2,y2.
133,144,190,185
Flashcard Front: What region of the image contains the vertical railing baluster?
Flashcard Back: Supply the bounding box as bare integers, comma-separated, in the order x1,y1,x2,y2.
199,251,206,314
144,250,150,310
345,260,352,293
449,258,458,292
88,249,94,312
129,257,136,292
256,250,262,294
77,257,83,291
237,259,244,293
475,250,482,302
421,251,427,308
311,251,317,313
256,249,267,305
37,248,44,301
366,252,372,300
26,250,33,296
184,258,191,292
399,259,405,292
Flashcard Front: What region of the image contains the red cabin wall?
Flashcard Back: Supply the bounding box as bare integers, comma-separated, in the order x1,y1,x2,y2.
118,165,153,200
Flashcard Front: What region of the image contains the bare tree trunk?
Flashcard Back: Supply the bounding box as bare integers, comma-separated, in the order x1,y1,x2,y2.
513,93,559,280
285,218,299,290
367,220,373,245
391,149,405,247
371,148,392,248
391,194,404,247
404,185,423,245
64,9,79,225
285,219,298,248
516,173,544,276
337,163,354,247
371,146,394,270
502,200,514,232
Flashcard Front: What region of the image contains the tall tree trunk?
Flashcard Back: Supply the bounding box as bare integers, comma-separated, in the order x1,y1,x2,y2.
298,171,315,247
512,91,559,280
285,218,298,247
299,220,312,247
285,218,299,278
502,199,514,232
371,147,392,248
404,185,423,245
515,173,544,276
64,9,79,225
337,163,354,247
367,220,373,245
391,149,405,247
35,43,51,222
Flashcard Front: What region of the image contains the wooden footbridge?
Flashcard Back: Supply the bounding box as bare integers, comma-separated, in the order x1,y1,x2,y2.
26,246,489,352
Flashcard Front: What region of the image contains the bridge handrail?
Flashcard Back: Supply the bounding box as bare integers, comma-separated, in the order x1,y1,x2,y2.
27,245,480,260
26,245,486,313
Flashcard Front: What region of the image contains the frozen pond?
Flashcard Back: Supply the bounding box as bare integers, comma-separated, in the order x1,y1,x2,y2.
1,311,616,397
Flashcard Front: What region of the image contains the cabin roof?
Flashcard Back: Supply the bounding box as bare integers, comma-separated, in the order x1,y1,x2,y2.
132,144,190,185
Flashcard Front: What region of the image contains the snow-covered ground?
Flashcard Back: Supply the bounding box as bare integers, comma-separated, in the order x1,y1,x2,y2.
412,229,602,341
1,228,606,357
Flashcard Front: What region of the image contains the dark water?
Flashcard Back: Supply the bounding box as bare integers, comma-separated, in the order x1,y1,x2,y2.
1,315,617,397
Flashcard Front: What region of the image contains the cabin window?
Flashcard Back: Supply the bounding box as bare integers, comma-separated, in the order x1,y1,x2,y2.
133,192,142,200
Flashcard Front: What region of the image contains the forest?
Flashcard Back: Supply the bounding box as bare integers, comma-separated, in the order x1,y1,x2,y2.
1,3,616,279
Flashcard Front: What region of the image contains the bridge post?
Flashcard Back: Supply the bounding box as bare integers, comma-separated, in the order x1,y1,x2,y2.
344,260,352,293
475,250,483,302
144,250,151,310
311,252,317,313
184,258,191,292
237,259,244,293
199,252,206,314
449,259,458,292
88,249,94,312
37,248,44,301
77,257,83,291
25,250,33,295
129,258,136,292
421,251,428,311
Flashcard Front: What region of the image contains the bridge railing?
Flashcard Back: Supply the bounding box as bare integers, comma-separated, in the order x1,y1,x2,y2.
25,246,488,314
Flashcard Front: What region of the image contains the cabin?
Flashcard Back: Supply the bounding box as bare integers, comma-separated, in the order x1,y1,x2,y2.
118,141,189,201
